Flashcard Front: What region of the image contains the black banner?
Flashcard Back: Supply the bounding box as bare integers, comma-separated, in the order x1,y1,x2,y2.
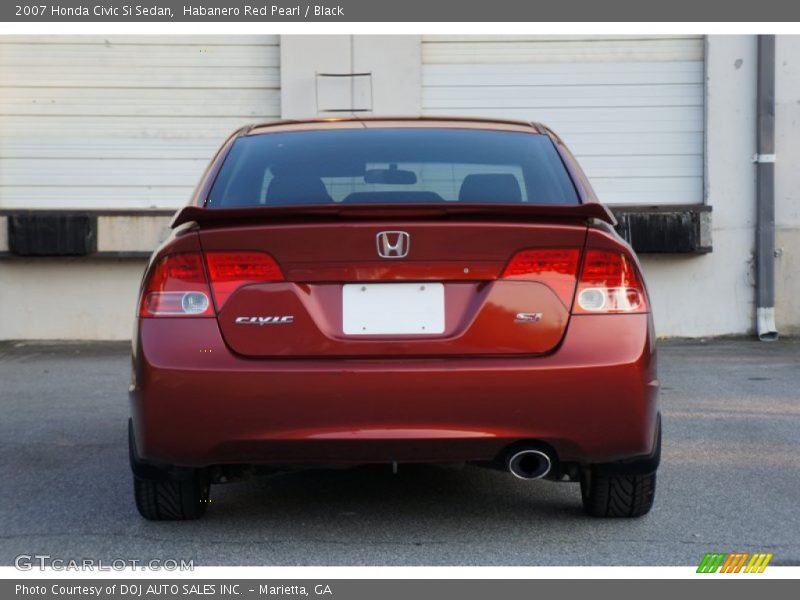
3,0,800,22
4,579,796,600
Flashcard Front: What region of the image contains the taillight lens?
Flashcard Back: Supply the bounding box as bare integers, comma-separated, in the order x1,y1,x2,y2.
501,248,580,307
139,251,284,317
573,250,647,314
139,253,213,317
204,251,284,309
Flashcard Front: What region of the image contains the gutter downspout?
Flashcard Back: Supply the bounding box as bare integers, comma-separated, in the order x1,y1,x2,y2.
755,35,778,341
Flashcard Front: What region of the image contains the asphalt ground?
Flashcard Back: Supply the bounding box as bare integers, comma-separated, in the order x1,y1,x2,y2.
1,339,798,566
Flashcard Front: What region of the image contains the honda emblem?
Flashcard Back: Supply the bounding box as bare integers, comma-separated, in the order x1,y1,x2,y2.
376,231,410,259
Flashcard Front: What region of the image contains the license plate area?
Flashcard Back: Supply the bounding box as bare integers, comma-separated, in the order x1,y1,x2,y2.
342,283,445,335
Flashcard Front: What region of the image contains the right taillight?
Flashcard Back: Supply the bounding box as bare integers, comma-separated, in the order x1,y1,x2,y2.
501,248,580,307
573,250,647,314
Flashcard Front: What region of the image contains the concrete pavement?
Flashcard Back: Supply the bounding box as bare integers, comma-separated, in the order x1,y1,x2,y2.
1,339,798,566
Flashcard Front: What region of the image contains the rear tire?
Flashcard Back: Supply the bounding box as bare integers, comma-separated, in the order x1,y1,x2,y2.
133,472,210,521
129,419,210,520
580,469,656,518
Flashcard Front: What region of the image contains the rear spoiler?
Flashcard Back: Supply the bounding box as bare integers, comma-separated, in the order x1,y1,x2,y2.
171,202,616,228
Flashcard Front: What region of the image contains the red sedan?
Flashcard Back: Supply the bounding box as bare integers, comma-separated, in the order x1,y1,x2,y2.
129,117,660,520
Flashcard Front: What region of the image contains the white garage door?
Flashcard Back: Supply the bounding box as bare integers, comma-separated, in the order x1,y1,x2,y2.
422,36,705,205
0,35,281,209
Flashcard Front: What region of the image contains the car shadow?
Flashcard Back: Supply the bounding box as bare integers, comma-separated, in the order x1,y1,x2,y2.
204,463,587,522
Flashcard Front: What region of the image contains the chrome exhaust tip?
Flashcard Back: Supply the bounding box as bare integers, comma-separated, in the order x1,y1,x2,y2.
507,449,552,480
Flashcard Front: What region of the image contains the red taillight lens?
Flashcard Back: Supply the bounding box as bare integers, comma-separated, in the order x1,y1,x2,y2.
501,248,580,307
502,249,580,278
204,251,284,309
139,252,213,317
573,250,647,314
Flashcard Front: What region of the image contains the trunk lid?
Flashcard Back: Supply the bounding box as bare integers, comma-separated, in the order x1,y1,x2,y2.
198,218,588,358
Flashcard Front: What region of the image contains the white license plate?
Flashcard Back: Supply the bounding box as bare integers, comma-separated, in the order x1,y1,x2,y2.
342,283,445,335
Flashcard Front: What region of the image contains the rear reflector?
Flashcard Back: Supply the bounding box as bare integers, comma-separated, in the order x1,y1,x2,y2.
573,250,647,314
204,251,284,309
501,248,580,307
139,253,214,317
143,291,210,316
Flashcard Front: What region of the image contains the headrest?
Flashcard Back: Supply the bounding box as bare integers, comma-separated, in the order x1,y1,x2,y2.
266,175,332,205
458,174,522,203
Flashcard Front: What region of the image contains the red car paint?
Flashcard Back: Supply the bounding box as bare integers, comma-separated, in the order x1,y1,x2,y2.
130,117,659,477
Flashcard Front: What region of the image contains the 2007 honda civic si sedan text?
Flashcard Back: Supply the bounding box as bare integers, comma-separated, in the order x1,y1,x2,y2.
129,117,660,520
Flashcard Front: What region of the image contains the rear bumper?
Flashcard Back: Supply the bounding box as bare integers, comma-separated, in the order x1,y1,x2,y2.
130,314,659,468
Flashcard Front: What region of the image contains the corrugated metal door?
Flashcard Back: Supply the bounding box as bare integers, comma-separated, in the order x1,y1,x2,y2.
0,35,280,209
422,36,705,205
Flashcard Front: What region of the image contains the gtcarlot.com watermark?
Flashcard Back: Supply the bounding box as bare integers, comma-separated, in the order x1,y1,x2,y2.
14,554,194,571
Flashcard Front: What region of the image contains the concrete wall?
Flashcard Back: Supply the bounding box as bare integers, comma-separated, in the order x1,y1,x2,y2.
0,259,146,340
642,36,759,337
644,35,799,338
0,214,170,340
775,36,800,335
649,34,800,339
281,35,421,118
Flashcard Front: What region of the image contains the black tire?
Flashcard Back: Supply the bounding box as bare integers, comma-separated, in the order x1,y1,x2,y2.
580,469,656,518
129,419,210,520
134,471,210,521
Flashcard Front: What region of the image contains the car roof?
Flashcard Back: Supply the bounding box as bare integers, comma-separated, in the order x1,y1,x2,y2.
245,116,548,136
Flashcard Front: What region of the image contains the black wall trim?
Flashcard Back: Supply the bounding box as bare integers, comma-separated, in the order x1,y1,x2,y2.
1,206,711,256
610,204,712,254
8,213,98,256
0,209,175,217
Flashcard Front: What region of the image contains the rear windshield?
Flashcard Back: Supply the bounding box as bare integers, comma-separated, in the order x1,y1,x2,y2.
206,128,579,208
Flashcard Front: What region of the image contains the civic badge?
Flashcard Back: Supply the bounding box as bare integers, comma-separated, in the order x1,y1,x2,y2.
514,312,543,323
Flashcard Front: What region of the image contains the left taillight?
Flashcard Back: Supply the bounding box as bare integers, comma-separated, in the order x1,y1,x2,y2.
139,252,214,317
205,251,284,309
572,250,648,314
139,251,285,317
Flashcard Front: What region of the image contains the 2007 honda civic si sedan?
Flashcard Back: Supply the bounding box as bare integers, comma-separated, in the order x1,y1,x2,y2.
129,117,660,520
